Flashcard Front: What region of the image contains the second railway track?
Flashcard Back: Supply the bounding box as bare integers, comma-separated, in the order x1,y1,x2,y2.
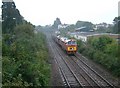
48,34,83,87
74,54,115,87
46,32,116,88
53,35,115,88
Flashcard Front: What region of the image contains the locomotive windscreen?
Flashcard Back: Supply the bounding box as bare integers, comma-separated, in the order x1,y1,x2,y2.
68,41,77,45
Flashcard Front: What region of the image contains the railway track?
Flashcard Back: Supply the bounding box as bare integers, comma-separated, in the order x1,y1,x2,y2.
74,54,115,87
47,35,83,87
45,32,115,88
52,42,83,87
55,43,99,87
54,36,115,88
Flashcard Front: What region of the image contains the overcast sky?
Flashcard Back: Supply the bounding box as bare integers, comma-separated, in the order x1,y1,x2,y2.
1,0,119,26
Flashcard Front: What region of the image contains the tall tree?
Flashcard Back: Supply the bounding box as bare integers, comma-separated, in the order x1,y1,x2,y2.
52,18,62,29
75,21,93,32
113,16,120,34
2,0,23,33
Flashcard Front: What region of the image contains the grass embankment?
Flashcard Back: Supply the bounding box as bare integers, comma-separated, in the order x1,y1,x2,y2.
2,24,50,87
77,35,120,77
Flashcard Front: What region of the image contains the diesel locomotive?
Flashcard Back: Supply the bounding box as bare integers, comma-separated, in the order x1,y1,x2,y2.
54,35,77,54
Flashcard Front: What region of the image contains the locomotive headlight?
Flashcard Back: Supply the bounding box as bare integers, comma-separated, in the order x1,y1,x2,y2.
68,47,76,51
74,47,76,50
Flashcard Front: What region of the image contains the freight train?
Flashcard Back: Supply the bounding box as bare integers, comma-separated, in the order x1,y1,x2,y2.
54,35,77,54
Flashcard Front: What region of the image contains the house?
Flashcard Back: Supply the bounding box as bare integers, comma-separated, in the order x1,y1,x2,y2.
69,32,120,42
58,24,69,29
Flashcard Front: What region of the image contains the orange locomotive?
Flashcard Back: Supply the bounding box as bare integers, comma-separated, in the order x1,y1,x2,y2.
55,35,77,54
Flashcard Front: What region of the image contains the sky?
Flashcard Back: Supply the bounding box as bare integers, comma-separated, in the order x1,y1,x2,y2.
1,0,120,26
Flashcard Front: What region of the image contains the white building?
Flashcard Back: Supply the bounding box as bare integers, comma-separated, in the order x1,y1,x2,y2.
69,32,119,42
58,24,69,29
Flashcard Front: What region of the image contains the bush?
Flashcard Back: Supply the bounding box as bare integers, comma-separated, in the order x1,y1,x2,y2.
2,24,50,86
77,35,120,77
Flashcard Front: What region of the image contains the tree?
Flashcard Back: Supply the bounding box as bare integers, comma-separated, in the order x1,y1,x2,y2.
2,1,23,34
75,21,93,32
52,18,62,29
89,35,113,51
113,16,120,34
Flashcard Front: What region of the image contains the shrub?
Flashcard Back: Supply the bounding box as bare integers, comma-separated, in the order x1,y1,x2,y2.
77,35,120,77
3,24,50,86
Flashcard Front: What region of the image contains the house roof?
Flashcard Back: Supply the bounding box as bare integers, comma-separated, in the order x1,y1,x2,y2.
71,32,119,37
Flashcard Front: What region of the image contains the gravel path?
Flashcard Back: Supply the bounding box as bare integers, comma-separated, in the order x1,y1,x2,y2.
50,59,64,87
46,33,64,87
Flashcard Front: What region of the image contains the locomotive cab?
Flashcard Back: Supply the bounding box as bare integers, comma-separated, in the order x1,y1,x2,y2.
66,39,77,54
55,35,77,55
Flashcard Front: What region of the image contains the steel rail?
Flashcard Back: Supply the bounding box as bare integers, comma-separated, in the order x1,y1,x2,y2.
52,40,83,87
75,53,115,88
48,38,71,87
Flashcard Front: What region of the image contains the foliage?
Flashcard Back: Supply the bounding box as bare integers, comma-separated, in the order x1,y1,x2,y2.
2,1,50,87
77,35,120,77
2,1,23,34
66,24,75,32
113,16,120,34
52,18,62,29
75,21,93,32
77,40,86,53
2,24,50,87
89,35,113,51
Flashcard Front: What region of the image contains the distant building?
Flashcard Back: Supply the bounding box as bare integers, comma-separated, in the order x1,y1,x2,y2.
75,27,86,32
75,26,94,32
58,24,69,29
93,23,113,30
69,32,120,42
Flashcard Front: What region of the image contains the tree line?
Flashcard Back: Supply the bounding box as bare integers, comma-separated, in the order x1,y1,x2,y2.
77,35,120,77
52,17,120,34
2,1,50,87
